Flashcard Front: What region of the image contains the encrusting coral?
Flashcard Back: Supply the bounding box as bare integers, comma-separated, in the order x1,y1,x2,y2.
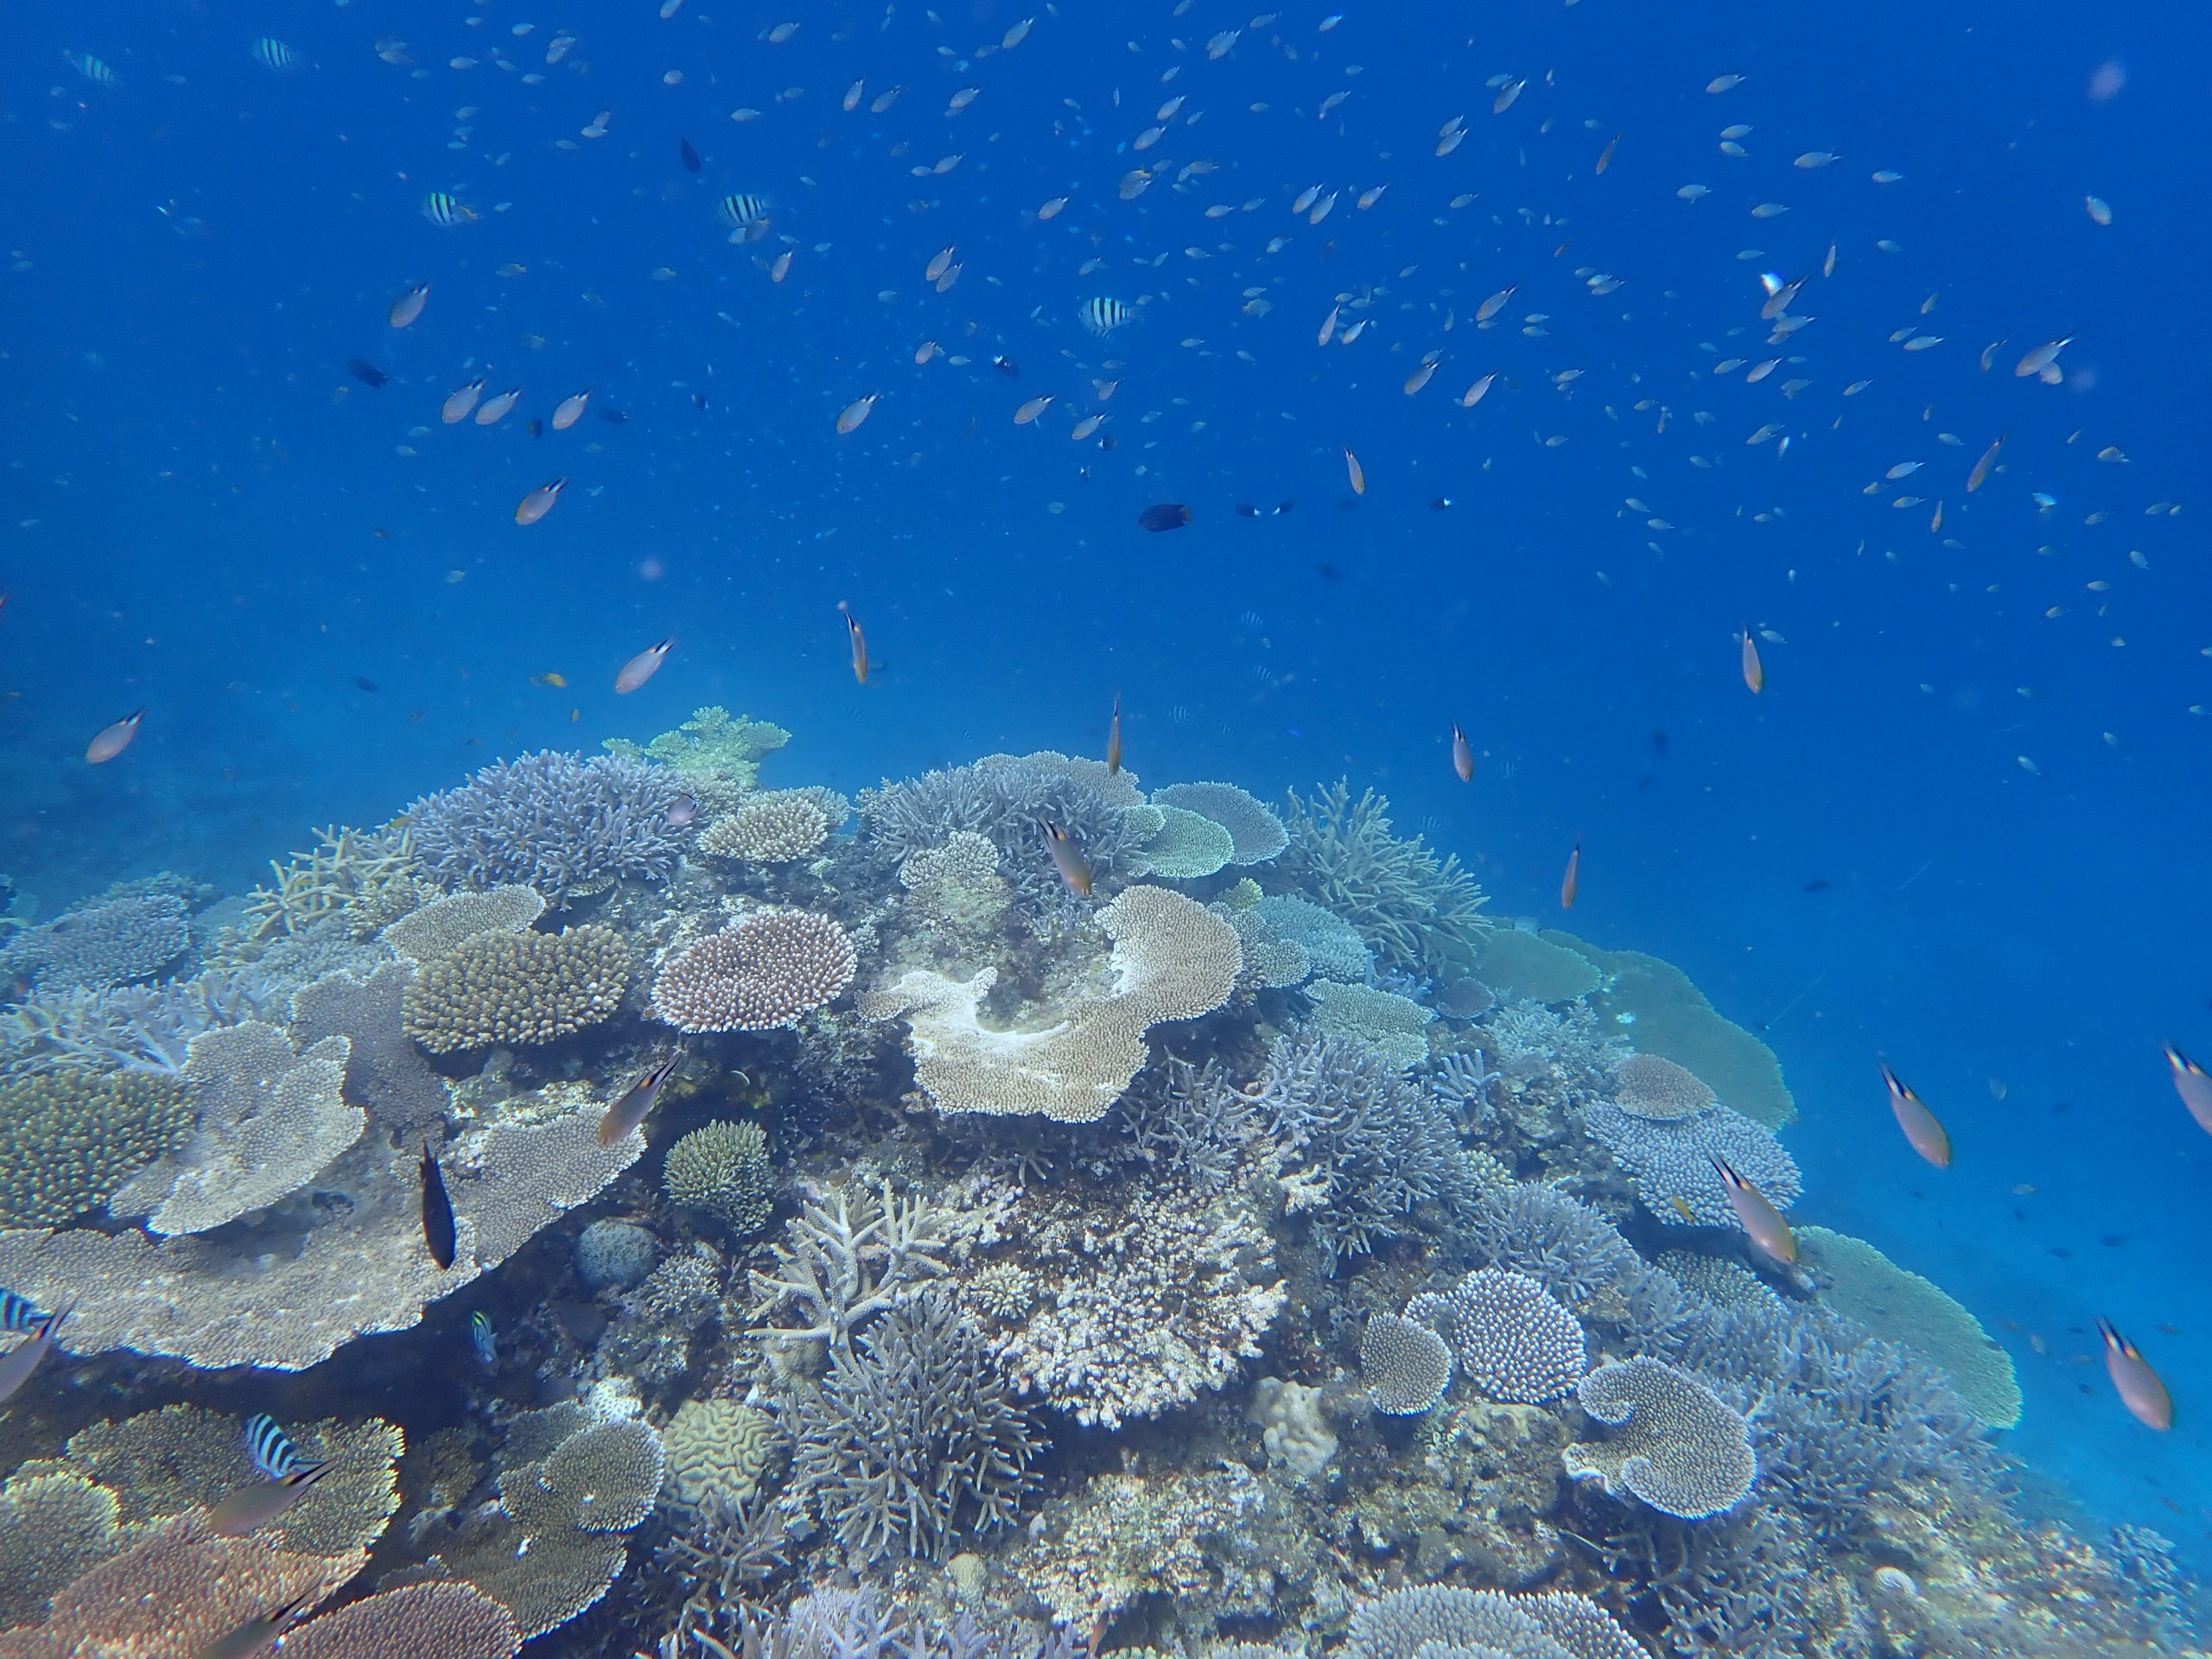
1150,781,1288,864
402,925,631,1052
651,910,858,1033
0,1067,197,1228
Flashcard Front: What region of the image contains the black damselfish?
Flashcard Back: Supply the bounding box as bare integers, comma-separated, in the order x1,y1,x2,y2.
1137,503,1192,532
421,1139,457,1269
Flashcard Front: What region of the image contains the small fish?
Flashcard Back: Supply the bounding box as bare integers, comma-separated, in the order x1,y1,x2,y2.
871,86,901,113
0,1302,67,1406
1403,360,1437,396
352,677,378,693
926,246,957,283
1318,305,1339,347
208,1465,333,1538
1041,821,1092,895
245,1414,317,1481
251,37,301,71
1107,695,1123,775
600,1051,682,1146
1740,628,1764,694
1759,276,1803,321
86,709,145,764
531,671,568,689
1711,1154,1796,1264
1014,394,1055,426
1357,183,1387,208
1492,78,1523,113
420,1139,457,1270
770,250,794,283
0,1291,45,1335
1560,837,1580,908
615,636,674,693
664,795,698,829
1450,722,1475,782
551,390,591,430
1344,448,1366,494
1477,287,1516,324
1967,433,2006,492
2098,1319,2175,1431
1138,503,1192,532
914,340,938,365
348,359,388,389
2015,336,2072,378
1794,150,1840,168
1878,1062,1952,1168
1707,73,1745,92
2160,1042,2212,1135
1668,1195,1700,1225
718,193,770,229
470,1310,497,1370
441,378,485,423
67,51,118,86
993,355,1020,378
423,192,477,227
836,392,880,435
390,284,431,328
680,136,702,171
514,478,566,525
948,86,979,111
1002,16,1033,47
1596,133,1619,174
1460,372,1496,407
1071,413,1105,441
1038,195,1068,219
837,601,869,684
195,1595,314,1659
2086,194,2113,226
474,388,520,425
1079,296,1135,336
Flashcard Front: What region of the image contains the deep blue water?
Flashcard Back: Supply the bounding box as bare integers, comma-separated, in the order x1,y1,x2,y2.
7,0,2212,1563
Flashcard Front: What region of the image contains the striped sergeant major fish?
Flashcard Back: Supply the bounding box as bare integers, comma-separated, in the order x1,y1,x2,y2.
718,193,769,229
0,1289,44,1334
423,192,479,227
244,1413,322,1481
1077,296,1135,336
251,37,301,71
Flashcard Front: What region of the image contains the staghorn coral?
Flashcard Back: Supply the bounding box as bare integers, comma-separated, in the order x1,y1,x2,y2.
651,910,857,1033
0,1067,196,1228
1362,1313,1454,1414
609,706,791,811
1252,1029,1472,1267
1609,1052,1717,1121
2,893,191,991
405,751,686,900
1108,1054,1268,1192
657,1486,794,1635
61,1405,404,1557
861,886,1241,1122
281,1583,519,1659
108,1021,360,1237
1583,1101,1800,1227
1151,781,1287,864
951,1170,1286,1428
1302,978,1434,1069
0,1471,122,1630
1563,1357,1756,1520
1344,1586,1642,1659
236,825,428,944
1463,1181,1646,1310
662,1400,779,1510
401,925,630,1052
1408,1268,1586,1404
381,887,545,963
784,1290,1041,1560
1251,893,1370,981
1273,780,1488,977
663,1119,774,1234
1796,1224,2022,1428
747,1180,949,1351
1475,928,1601,1005
700,791,833,863
1135,804,1236,880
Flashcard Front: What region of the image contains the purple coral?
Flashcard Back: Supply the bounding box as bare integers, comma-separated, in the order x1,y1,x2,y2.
1407,1267,1586,1404
404,750,685,901
652,911,857,1033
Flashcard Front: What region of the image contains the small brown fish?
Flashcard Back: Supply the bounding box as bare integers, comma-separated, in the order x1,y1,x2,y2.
836,392,880,434
1107,694,1123,775
837,601,868,684
208,1465,333,1538
1967,432,2006,493
86,709,145,764
664,794,699,829
1477,286,1516,322
1711,1154,1796,1265
1740,628,1764,694
0,1304,68,1406
2098,1319,2175,1431
515,478,566,525
599,1050,683,1146
2160,1042,2212,1135
1560,837,1580,909
615,636,674,694
551,390,591,430
1878,1062,1952,1168
195,1595,315,1659
1460,372,1496,407
1041,820,1092,895
1344,448,1366,494
389,283,430,328
1450,721,1475,782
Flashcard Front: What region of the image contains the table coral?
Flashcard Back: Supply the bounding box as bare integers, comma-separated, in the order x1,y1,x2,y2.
1302,979,1434,1070
1582,1100,1801,1227
0,1067,196,1228
1563,1356,1756,1520
0,1471,122,1630
652,909,858,1032
610,706,791,811
279,1583,520,1659
1,893,191,991
381,887,546,963
1474,928,1601,1005
402,925,630,1052
1135,804,1236,879
1151,780,1288,863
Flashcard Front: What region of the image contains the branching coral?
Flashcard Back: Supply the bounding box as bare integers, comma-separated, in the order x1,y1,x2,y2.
663,1120,774,1234
402,925,630,1052
0,1067,197,1227
747,1180,950,1352
1361,1313,1452,1414
608,706,791,811
652,911,857,1033
405,750,686,900
0,969,280,1079
1272,780,1488,977
236,825,428,944
1583,1101,1800,1227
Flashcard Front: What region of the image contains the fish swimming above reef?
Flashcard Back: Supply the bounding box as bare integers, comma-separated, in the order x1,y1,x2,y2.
1040,820,1092,894
208,1462,332,1537
347,359,388,388
601,1050,683,1145
0,1299,66,1406
85,708,144,763
1138,503,1192,531
2098,1319,2174,1431
420,1140,456,1269
244,1413,318,1480
515,478,566,525
389,284,430,328
615,636,674,693
194,1595,311,1659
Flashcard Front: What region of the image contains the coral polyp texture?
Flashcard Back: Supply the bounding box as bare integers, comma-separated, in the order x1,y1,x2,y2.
381,885,546,963
1609,1052,1719,1120
280,1583,521,1659
1345,1586,1642,1659
699,791,833,863
1562,1355,1758,1519
1149,781,1288,864
861,885,1240,1121
1584,1099,1802,1226
0,1068,197,1228
405,750,687,900
1407,1268,1586,1404
661,1119,774,1234
401,925,631,1052
651,910,858,1032
1360,1312,1453,1414
1,893,192,991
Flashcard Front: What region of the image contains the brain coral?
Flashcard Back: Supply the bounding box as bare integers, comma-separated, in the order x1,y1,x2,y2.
1360,1312,1453,1414
699,791,832,863
0,1068,197,1228
1583,1100,1801,1226
651,911,858,1033
1150,781,1288,863
402,926,630,1052
859,886,1241,1122
1135,804,1236,880
2,893,193,991
1562,1355,1756,1519
662,1120,774,1235
406,750,686,900
1610,1052,1718,1121
662,1399,779,1510
1407,1268,1586,1404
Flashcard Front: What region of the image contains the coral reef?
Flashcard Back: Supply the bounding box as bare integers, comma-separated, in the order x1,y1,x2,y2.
1408,1268,1586,1404
1608,1052,1717,1120
1563,1356,1757,1519
1362,1312,1454,1414
0,968,280,1078
1474,928,1601,1005
1563,938,1796,1128
652,910,857,1033
1249,1376,1337,1478
577,1218,659,1293
663,1119,774,1234
597,1249,721,1384
0,1471,121,1630
280,1583,520,1659
406,751,686,900
1135,804,1236,880
1583,1101,1801,1227
1274,780,1488,976
1344,1586,1641,1659
700,791,834,864
0,1067,196,1228
1151,781,1289,863
383,887,546,963
1,893,191,991
661,1400,779,1510
1302,978,1434,1069
1250,893,1370,981
402,925,630,1052
607,706,790,811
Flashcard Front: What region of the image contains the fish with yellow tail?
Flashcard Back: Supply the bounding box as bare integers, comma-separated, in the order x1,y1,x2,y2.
614,636,673,694
1878,1061,1951,1167
515,478,566,525
2098,1319,2174,1431
2159,1041,2212,1135
599,1050,683,1146
1740,628,1764,694
0,1299,69,1407
1450,721,1475,782
85,709,144,764
1040,820,1092,895
1710,1154,1796,1265
194,1594,315,1659
1107,694,1123,775
1560,836,1580,909
836,601,868,684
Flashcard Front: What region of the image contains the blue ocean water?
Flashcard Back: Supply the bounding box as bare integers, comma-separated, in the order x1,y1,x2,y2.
6,0,2211,1634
